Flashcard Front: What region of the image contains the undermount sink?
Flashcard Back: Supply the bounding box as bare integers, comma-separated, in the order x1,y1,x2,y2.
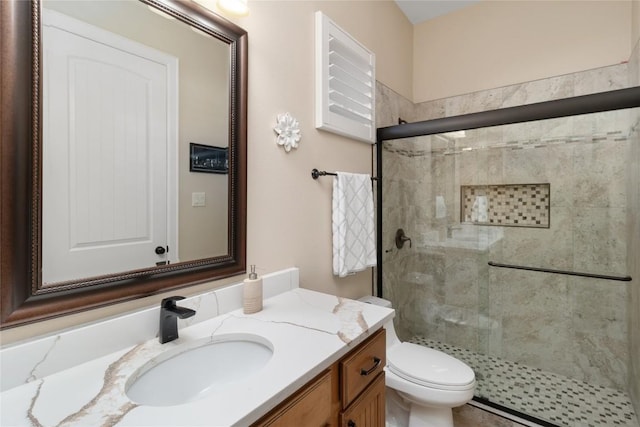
126,333,273,406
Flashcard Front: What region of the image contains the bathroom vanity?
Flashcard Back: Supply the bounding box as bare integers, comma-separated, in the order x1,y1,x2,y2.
254,328,386,426
0,268,393,426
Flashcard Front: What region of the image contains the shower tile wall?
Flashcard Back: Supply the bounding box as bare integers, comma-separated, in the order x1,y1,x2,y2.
380,64,634,396
376,81,416,128
628,38,640,420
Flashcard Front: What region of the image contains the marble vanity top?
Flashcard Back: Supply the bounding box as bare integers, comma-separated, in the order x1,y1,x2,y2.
0,276,394,426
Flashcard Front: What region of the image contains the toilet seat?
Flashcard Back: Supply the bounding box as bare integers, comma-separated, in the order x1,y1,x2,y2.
388,342,475,391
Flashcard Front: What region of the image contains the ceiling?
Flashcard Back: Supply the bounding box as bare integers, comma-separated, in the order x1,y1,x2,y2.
394,0,480,25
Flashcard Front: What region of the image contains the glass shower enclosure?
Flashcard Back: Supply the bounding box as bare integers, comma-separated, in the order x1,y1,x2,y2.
376,87,640,427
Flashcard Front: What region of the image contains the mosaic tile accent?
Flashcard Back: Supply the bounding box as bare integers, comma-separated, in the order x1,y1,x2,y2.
409,336,639,427
461,184,550,228
382,130,630,159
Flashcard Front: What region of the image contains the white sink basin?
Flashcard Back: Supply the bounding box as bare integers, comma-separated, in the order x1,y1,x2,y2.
126,333,273,406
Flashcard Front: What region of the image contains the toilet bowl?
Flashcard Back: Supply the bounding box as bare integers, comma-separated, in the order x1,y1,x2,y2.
359,296,475,427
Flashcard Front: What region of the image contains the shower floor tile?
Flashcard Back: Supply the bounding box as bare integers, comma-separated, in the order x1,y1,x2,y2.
409,336,639,427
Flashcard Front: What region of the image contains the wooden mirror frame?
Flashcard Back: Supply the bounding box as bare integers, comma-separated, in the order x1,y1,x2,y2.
0,0,247,328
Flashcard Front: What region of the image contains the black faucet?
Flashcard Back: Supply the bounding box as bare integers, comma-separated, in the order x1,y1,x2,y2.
159,296,196,344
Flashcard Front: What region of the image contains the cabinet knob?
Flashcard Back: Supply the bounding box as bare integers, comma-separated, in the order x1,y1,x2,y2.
348,421,356,427
360,356,381,376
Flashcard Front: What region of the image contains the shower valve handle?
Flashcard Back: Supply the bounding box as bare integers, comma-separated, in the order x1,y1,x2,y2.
395,228,412,249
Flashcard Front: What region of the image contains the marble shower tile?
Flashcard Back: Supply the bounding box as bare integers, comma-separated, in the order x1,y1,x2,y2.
502,73,575,108
573,64,628,96
444,251,487,310
375,81,415,128
499,206,573,270
570,277,628,343
475,146,504,185
500,271,574,376
572,332,628,390
381,176,402,207
573,139,628,208
500,115,574,146
544,144,575,208
501,145,547,183
445,87,504,117
573,207,627,274
414,98,446,121
455,150,480,185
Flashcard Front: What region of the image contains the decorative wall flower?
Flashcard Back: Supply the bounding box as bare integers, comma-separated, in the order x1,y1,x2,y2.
274,113,301,152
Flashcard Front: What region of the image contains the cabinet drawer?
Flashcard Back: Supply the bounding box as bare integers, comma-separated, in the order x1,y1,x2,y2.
341,328,386,408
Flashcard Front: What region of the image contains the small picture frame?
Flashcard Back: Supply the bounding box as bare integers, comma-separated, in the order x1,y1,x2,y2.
189,143,228,174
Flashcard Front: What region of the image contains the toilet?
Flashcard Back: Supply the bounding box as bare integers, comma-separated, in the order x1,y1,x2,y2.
359,296,476,427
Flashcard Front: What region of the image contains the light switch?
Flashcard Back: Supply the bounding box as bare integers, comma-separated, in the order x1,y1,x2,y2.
192,192,206,207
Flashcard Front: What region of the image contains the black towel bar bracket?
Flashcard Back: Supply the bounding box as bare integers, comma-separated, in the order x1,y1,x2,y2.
311,168,377,180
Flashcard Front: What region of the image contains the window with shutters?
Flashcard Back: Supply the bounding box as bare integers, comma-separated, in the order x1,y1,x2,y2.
315,11,376,144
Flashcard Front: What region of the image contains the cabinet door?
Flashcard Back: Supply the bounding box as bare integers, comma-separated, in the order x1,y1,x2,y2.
255,370,333,427
340,373,385,427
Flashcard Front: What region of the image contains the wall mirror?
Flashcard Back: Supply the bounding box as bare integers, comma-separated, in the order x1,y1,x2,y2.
1,0,247,328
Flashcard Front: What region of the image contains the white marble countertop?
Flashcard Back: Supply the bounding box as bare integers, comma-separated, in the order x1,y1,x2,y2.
0,287,394,426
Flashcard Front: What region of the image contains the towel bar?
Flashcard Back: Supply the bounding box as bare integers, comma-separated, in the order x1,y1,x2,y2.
311,168,377,180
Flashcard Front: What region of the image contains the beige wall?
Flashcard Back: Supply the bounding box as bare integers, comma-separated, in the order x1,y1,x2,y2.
230,0,412,296
413,0,633,103
1,0,413,344
634,0,640,51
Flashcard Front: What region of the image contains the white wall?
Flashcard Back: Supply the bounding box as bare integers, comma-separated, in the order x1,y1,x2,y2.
413,0,633,102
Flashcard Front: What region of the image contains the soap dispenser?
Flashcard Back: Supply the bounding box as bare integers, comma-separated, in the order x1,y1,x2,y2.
243,265,263,314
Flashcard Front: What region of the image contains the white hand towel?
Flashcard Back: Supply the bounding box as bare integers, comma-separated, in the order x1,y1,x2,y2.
332,172,377,278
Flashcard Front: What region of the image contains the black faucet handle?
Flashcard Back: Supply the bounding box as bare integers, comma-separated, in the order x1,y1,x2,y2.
158,296,196,344
161,296,186,309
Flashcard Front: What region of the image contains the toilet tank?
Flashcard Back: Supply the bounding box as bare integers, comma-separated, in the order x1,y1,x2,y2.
358,296,400,349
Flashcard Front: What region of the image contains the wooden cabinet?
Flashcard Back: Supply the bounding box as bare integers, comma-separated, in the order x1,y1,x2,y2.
254,369,334,427
253,328,386,427
339,329,385,427
340,373,385,427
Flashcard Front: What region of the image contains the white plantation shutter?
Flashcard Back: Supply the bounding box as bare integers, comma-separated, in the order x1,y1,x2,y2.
315,11,376,144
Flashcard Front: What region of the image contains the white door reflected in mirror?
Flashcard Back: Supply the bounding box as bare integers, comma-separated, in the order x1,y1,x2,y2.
42,9,177,285
41,0,231,285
